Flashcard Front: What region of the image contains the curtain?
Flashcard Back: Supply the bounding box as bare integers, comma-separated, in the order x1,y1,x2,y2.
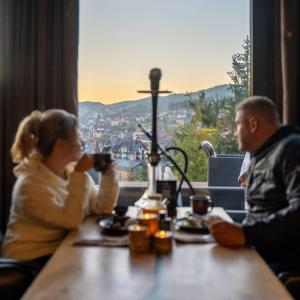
0,0,79,232
280,0,300,125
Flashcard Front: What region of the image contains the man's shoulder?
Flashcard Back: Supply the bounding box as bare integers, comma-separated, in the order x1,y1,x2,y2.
280,133,300,150
274,133,300,165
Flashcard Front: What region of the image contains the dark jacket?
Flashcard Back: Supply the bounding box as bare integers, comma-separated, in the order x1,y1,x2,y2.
242,125,300,262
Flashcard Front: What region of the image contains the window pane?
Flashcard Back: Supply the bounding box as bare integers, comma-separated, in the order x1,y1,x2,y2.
78,0,250,182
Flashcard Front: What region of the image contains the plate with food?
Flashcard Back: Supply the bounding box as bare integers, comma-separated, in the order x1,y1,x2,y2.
175,215,209,234
99,215,136,236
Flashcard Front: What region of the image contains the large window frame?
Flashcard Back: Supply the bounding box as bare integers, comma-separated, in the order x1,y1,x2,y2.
117,0,282,206
87,1,281,209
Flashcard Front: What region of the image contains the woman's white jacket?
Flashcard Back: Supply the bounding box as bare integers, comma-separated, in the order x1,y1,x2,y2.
2,158,119,260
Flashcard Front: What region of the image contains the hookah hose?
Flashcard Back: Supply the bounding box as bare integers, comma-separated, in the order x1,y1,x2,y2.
138,124,195,199
165,146,188,202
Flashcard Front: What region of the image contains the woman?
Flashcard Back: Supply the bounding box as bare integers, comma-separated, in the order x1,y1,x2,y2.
2,109,119,265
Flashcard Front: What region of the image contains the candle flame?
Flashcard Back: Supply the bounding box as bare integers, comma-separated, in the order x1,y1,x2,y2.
158,231,166,238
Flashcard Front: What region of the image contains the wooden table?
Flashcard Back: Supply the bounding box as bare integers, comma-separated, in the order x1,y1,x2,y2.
22,208,292,300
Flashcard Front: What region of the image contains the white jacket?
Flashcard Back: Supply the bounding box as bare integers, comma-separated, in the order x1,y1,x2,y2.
2,158,119,260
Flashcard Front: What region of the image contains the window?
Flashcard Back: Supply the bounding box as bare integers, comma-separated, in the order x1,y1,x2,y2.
78,0,250,183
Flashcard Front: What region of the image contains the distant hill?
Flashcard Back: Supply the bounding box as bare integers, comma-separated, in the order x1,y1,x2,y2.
79,84,233,119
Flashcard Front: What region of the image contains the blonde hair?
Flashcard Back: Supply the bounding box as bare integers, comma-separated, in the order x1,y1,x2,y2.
11,109,78,163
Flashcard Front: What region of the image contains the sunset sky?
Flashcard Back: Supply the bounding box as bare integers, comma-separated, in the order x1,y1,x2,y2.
78,0,249,104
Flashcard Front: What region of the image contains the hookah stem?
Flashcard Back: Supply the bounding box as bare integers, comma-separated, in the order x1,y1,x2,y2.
149,68,161,157
151,93,158,154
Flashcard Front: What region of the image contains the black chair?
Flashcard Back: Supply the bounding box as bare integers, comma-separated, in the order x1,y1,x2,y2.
0,232,40,300
278,271,300,299
204,155,246,222
117,185,145,207
208,155,244,187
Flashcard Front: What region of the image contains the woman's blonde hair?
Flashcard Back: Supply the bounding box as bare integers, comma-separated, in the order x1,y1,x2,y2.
11,109,78,163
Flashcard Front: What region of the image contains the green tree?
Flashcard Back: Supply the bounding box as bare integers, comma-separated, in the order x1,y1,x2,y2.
227,35,250,101
130,163,148,181
170,36,250,181
170,120,220,181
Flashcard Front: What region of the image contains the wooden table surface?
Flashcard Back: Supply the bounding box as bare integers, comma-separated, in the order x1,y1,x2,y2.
22,208,292,300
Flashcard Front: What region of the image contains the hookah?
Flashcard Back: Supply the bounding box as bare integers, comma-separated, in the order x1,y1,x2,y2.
134,68,171,213
135,68,195,214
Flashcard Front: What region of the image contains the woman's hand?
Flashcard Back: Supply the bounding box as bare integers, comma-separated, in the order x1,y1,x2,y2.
74,154,94,172
101,162,117,176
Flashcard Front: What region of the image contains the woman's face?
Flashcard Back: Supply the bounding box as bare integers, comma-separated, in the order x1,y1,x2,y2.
63,129,82,163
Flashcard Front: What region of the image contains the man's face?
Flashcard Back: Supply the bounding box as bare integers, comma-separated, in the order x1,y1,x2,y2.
234,110,253,152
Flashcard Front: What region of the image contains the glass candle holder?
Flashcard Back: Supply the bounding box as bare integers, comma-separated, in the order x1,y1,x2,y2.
142,194,165,215
153,230,173,253
137,213,159,237
128,224,149,253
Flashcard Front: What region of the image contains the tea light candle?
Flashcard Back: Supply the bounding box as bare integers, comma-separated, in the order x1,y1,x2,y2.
153,230,173,253
128,225,149,253
138,213,159,237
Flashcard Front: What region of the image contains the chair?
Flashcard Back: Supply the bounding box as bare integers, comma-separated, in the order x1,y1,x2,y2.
199,141,217,158
278,271,300,299
207,155,246,213
208,155,244,187
0,231,40,300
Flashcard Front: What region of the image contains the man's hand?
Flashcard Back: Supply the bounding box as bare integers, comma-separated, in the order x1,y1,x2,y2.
210,221,246,247
238,173,247,188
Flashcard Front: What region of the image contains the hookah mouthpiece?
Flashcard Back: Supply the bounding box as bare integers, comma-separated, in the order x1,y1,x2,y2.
149,68,162,91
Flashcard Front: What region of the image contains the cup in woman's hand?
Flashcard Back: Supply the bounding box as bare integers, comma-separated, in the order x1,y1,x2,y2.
93,153,113,172
190,195,214,215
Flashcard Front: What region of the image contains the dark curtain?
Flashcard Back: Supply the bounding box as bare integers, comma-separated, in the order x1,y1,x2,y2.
0,0,79,232
251,0,283,119
280,0,300,125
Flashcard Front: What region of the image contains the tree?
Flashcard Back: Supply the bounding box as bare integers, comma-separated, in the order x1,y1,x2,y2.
130,163,148,181
170,36,251,181
171,126,220,181
227,35,250,102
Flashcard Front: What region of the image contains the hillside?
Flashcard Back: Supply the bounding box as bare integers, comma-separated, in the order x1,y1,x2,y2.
79,84,233,118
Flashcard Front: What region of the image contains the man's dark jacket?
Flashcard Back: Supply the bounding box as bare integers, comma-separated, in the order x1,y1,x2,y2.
243,125,300,262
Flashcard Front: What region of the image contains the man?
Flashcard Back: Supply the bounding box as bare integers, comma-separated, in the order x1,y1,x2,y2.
210,96,300,272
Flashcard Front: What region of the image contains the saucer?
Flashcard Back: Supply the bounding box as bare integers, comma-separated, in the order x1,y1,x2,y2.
175,218,209,234
99,215,129,236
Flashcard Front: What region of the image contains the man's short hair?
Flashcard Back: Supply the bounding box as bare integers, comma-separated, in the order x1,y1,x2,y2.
236,96,280,124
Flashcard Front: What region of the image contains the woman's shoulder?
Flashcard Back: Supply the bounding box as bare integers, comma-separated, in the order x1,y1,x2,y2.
14,170,48,193
13,160,61,192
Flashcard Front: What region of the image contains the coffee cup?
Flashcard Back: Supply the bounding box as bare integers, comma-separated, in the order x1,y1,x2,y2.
190,195,214,215
93,153,113,172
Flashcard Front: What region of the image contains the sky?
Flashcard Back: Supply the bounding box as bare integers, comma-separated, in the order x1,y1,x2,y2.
78,0,249,104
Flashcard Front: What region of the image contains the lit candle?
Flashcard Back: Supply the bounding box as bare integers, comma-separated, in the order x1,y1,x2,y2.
138,213,159,237
153,230,173,253
128,224,149,253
